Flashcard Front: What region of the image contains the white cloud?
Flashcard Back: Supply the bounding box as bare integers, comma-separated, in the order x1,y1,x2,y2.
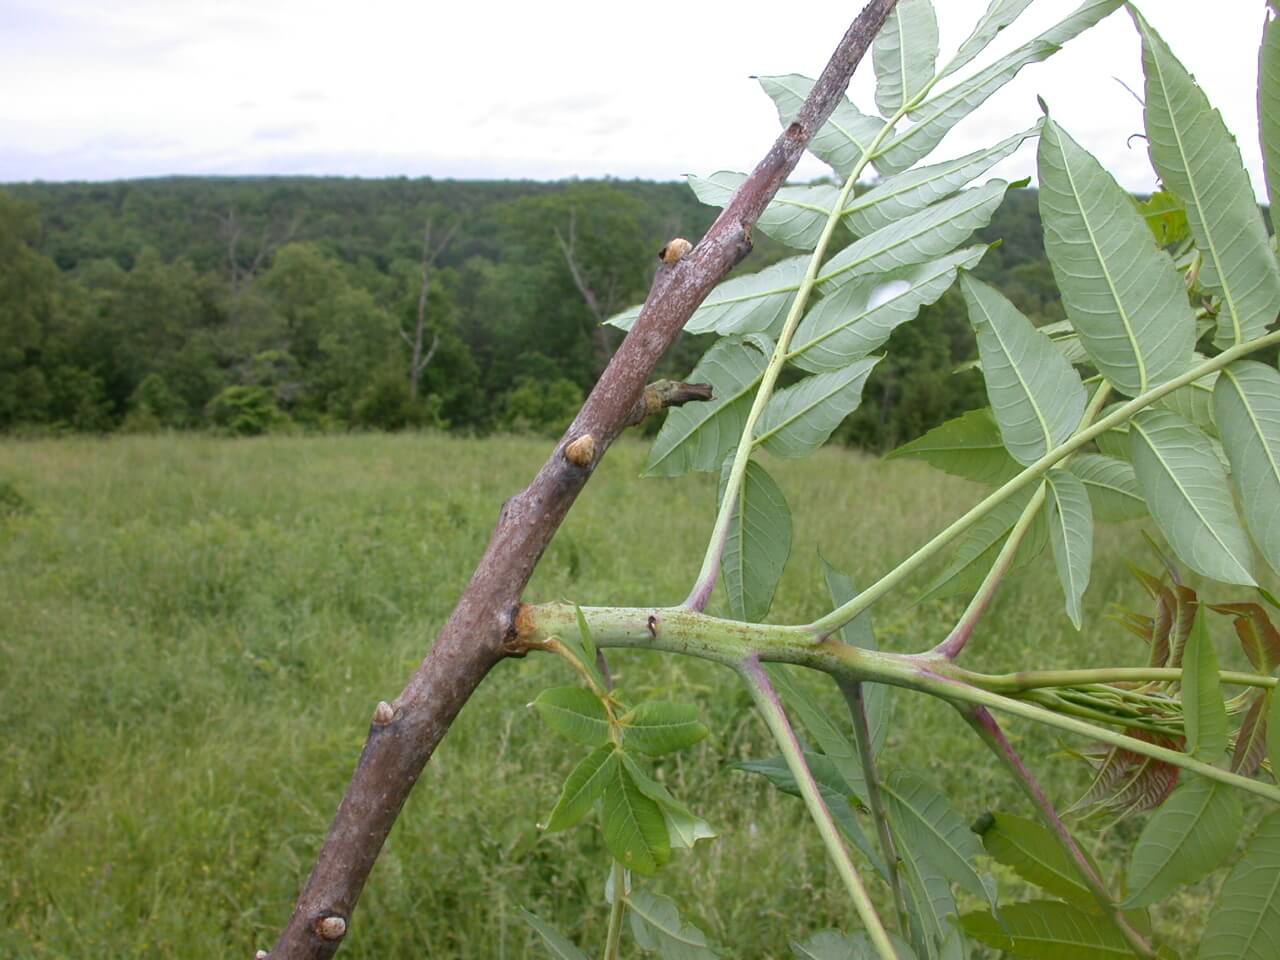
0,0,1267,196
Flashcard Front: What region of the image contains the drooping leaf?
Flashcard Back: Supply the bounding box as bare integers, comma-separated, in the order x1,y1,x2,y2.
1038,115,1195,396
688,172,841,250
758,74,887,178
646,335,772,477
816,181,1009,288
1199,810,1280,960
887,407,1021,485
973,811,1098,910
619,701,709,757
939,0,1036,78
1182,609,1229,761
1134,10,1280,347
1129,409,1256,586
617,753,715,850
544,744,618,832
876,0,1120,174
730,753,886,877
756,360,880,459
1068,453,1146,522
1123,775,1242,909
791,930,918,960
1231,691,1269,777
919,481,1048,602
1067,731,1182,821
792,246,988,373
520,909,592,960
845,129,1036,238
1208,603,1280,674
719,458,792,622
1261,8,1280,210
898,831,966,960
822,557,889,757
1046,467,1093,629
531,686,611,747
628,889,721,959
961,900,1135,958
884,769,991,904
765,664,868,804
602,759,670,875
1215,361,1280,574
873,0,939,117
961,273,1086,465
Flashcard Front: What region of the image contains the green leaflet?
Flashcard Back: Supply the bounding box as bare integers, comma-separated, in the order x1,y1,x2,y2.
627,889,721,959
1271,689,1280,778
961,272,1086,466
1123,776,1242,909
919,482,1048,602
1067,453,1146,522
873,0,939,117
1232,691,1269,777
645,334,772,477
520,909,591,960
1046,467,1093,630
617,753,715,850
758,74,887,178
898,829,965,960
688,172,841,251
755,359,880,459
886,407,1021,486
602,758,670,875
606,257,806,335
544,743,617,832
730,753,887,878
791,930,918,960
619,701,709,757
974,811,1097,910
1134,11,1280,348
1215,361,1280,574
719,458,791,622
1156,363,1219,438
531,686,610,747
791,245,988,373
844,128,1036,238
1128,409,1256,586
817,181,1008,287
961,900,1134,958
1261,9,1280,210
1182,609,1229,761
876,0,1119,174
765,664,869,805
1200,811,1280,960
938,0,1036,79
1038,115,1195,396
883,768,991,905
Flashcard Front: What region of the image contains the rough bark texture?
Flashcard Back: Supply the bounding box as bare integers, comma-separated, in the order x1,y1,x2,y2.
266,4,897,956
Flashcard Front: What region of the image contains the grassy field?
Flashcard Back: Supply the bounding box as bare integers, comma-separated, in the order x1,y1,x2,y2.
0,433,1258,958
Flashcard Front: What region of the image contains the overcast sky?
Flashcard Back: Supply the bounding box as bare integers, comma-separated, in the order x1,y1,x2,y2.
0,1,1268,195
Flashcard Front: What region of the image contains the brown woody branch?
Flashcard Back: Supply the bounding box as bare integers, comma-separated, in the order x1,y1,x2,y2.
264,3,898,956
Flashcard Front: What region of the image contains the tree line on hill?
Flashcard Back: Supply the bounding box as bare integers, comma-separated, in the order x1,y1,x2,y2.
0,175,1063,450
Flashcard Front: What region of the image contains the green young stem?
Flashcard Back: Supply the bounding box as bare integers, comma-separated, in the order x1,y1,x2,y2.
602,862,626,960
969,666,1279,693
960,706,1156,959
843,680,909,935
808,329,1280,637
739,659,899,960
522,602,1280,803
686,101,916,611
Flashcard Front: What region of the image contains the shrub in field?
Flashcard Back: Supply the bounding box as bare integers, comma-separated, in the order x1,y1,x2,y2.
262,3,1280,958
207,385,287,437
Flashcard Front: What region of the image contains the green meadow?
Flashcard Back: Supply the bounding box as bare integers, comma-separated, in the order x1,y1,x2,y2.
0,433,1239,957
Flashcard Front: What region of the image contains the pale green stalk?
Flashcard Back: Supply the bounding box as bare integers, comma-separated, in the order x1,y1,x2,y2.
970,666,1279,693
740,659,899,960
809,330,1280,637
686,94,926,609
602,862,625,960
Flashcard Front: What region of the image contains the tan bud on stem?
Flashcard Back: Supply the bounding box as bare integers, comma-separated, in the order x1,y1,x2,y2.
316,916,347,941
564,434,597,468
658,238,692,264
372,700,395,725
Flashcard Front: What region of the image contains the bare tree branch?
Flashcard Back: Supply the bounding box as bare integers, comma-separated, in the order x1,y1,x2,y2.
405,217,458,402
264,4,898,956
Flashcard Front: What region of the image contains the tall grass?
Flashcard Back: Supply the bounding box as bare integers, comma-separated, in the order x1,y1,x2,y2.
0,433,1231,957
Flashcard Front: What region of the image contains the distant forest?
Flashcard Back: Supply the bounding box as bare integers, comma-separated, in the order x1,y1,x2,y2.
0,175,1064,449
